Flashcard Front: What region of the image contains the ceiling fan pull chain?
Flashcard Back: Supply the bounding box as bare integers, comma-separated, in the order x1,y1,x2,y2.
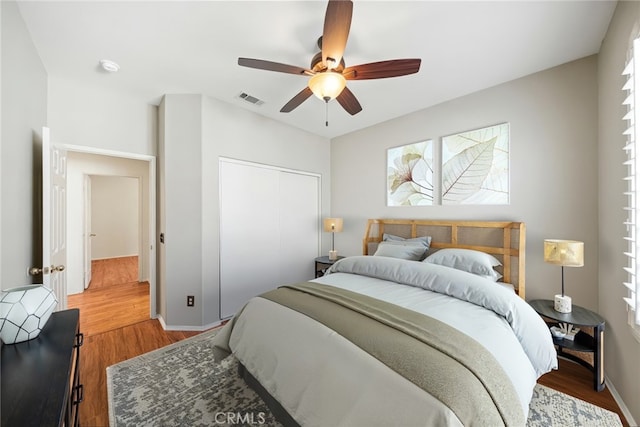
325,97,330,127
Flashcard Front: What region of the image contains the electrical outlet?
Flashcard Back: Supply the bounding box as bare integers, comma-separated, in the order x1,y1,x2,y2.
187,295,194,307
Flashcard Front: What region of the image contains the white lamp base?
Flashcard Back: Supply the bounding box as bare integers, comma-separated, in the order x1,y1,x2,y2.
554,294,572,313
329,250,338,261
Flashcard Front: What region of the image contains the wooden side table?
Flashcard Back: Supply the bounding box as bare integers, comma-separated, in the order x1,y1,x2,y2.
529,299,605,391
314,255,345,278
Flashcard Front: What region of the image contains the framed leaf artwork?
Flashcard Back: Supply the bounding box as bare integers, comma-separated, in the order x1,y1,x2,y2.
442,123,510,205
387,140,434,206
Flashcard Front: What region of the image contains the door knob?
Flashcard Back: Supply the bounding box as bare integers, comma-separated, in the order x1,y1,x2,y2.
51,265,66,272
28,266,50,276
90,233,96,237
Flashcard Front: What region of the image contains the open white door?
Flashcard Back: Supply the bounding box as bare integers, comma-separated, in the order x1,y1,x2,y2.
83,175,92,289
42,127,68,310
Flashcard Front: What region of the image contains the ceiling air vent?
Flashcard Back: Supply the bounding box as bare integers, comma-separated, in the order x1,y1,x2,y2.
237,92,264,106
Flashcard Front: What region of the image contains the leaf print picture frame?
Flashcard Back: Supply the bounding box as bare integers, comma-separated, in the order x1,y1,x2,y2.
387,140,434,206
442,123,510,205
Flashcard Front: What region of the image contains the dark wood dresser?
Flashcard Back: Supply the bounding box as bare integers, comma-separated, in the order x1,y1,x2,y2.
1,308,83,426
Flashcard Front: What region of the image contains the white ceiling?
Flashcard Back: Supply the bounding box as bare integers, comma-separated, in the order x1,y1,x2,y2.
17,1,617,139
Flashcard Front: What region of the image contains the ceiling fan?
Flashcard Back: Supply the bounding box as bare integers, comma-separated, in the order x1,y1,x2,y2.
238,0,421,123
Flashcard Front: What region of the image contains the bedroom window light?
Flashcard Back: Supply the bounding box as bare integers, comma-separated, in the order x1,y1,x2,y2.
622,36,640,341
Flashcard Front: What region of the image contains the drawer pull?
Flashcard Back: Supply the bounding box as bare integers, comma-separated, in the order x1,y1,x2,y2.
73,384,84,405
75,332,84,348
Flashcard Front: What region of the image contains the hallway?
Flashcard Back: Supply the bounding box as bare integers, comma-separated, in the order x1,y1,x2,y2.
67,256,149,337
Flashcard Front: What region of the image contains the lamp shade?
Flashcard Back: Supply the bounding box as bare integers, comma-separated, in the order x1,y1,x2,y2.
308,72,346,100
543,239,584,267
323,218,343,233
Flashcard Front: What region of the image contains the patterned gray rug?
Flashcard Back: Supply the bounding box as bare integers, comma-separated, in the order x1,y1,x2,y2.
107,329,622,427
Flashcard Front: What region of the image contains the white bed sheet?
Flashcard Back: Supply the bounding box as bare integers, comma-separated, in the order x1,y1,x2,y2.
313,272,539,416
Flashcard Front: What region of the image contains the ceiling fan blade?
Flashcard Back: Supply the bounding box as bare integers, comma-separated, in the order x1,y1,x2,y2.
343,59,422,80
322,0,353,69
238,58,312,76
280,87,314,113
336,87,362,115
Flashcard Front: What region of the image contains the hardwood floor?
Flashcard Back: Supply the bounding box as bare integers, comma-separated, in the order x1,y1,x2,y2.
68,257,149,337
88,256,139,289
539,358,629,426
70,258,629,426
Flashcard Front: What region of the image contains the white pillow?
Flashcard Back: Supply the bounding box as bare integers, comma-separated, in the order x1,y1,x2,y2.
423,248,502,276
374,241,426,261
478,270,503,282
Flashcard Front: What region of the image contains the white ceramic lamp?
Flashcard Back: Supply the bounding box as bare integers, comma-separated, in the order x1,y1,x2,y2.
0,285,58,344
543,239,584,313
323,217,343,261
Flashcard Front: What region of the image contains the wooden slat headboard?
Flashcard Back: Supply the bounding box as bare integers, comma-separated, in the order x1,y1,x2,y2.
362,219,526,298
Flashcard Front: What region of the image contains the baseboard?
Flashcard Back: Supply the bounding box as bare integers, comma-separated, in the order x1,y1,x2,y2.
156,315,222,332
605,374,637,426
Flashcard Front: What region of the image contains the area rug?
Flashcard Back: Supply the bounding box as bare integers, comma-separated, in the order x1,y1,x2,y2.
107,329,623,427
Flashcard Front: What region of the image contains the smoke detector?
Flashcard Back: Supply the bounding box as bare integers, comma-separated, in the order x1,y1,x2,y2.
99,59,120,73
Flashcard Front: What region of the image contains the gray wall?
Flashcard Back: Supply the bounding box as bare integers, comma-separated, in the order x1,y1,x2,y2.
598,1,640,422
1,1,48,288
158,95,203,328
332,56,599,308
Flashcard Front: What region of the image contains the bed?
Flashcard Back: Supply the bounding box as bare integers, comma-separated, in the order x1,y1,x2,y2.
213,219,557,427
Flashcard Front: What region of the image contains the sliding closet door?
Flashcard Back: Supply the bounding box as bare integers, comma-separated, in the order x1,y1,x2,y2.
219,159,320,319
278,171,319,285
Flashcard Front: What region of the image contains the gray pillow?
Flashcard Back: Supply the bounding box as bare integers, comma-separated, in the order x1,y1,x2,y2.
373,241,426,261
423,248,502,276
382,233,431,259
383,233,432,248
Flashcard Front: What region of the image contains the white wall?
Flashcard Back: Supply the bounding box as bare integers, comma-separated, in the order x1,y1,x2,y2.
1,1,3,285
47,75,157,157
91,175,139,260
1,1,48,288
200,96,331,326
598,1,640,423
332,56,599,309
66,152,150,295
159,94,330,328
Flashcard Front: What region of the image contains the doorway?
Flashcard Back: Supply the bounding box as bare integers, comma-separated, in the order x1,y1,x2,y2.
62,148,156,336
84,175,140,290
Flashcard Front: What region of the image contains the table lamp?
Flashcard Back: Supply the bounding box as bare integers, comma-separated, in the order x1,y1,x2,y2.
543,239,584,313
323,218,343,260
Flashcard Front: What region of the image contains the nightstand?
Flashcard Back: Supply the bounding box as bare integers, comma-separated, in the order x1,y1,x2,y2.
315,255,345,278
529,299,605,391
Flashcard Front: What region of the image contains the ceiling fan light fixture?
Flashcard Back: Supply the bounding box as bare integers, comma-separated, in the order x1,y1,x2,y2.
308,71,346,101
